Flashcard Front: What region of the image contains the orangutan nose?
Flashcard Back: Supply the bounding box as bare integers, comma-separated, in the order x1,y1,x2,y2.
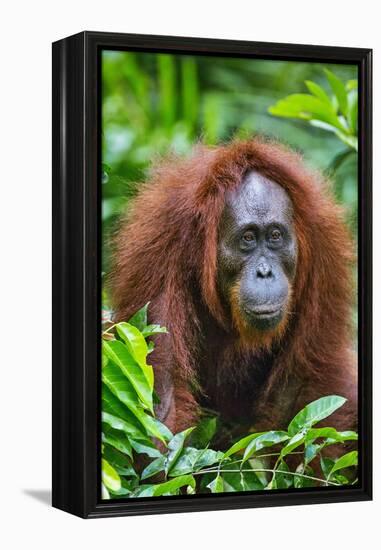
256,262,272,279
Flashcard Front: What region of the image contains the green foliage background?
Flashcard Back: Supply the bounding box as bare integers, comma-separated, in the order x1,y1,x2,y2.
102,51,358,275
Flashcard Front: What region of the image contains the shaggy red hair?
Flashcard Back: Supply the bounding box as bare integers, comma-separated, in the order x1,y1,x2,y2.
110,138,357,434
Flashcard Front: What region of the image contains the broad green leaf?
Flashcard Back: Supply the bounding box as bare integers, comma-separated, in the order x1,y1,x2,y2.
320,456,335,479
102,383,146,439
128,303,149,331
102,458,121,492
216,462,264,492
287,395,347,436
103,361,165,441
304,443,322,465
324,69,348,116
280,431,306,458
223,432,266,458
141,456,166,480
242,431,289,463
328,451,358,479
152,475,195,496
102,352,109,368
130,438,163,458
334,474,350,485
116,323,154,389
103,445,137,477
102,425,133,459
304,80,332,106
168,447,223,477
142,324,168,338
103,340,153,412
268,94,345,131
190,416,218,448
149,417,173,442
101,483,110,500
306,427,358,444
207,475,224,493
101,409,147,441
165,427,195,474
273,460,293,489
109,478,134,496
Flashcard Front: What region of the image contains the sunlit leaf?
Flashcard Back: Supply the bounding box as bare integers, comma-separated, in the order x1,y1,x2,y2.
102,458,121,492
103,340,153,412
328,451,358,479
128,303,149,331
207,475,224,493
116,323,154,390
324,69,348,116
242,431,289,463
165,427,195,474
223,432,266,458
287,395,347,436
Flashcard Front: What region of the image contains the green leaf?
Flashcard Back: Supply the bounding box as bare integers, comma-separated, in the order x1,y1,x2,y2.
101,409,146,441
128,303,149,331
320,456,335,479
165,427,195,474
287,395,347,436
109,478,135,496
130,438,163,459
324,69,348,116
103,366,166,443
304,80,332,106
207,475,224,493
151,475,195,497
142,324,168,338
103,340,153,412
223,432,266,458
101,483,110,499
304,443,322,465
216,462,264,491
115,323,154,390
273,460,293,489
102,458,121,492
168,447,223,477
306,427,358,444
242,431,289,463
102,383,146,439
103,445,137,477
102,425,133,459
294,464,315,488
190,416,218,448
280,431,306,458
328,451,358,479
268,94,344,131
141,456,166,480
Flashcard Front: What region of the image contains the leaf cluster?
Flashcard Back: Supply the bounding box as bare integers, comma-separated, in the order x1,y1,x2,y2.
101,305,358,498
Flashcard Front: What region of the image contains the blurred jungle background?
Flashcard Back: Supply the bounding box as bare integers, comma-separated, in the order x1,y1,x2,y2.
102,50,358,324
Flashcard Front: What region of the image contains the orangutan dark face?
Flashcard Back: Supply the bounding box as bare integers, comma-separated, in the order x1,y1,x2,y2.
217,170,298,332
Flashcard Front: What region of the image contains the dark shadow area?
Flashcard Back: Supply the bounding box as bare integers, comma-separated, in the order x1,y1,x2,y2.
23,489,51,506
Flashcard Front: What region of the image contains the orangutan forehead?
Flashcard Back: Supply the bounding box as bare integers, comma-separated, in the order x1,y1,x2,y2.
224,170,294,227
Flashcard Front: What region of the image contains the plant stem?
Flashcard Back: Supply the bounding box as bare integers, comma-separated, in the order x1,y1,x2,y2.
192,467,340,486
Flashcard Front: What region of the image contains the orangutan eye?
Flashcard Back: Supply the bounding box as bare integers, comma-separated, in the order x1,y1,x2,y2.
242,230,256,243
270,229,282,241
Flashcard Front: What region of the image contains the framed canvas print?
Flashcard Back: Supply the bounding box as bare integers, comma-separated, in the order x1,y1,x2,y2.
52,31,372,518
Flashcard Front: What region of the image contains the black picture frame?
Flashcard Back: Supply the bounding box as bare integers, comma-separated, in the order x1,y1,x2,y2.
52,31,372,519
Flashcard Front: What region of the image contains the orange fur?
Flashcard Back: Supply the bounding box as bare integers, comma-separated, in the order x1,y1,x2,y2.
110,137,357,435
